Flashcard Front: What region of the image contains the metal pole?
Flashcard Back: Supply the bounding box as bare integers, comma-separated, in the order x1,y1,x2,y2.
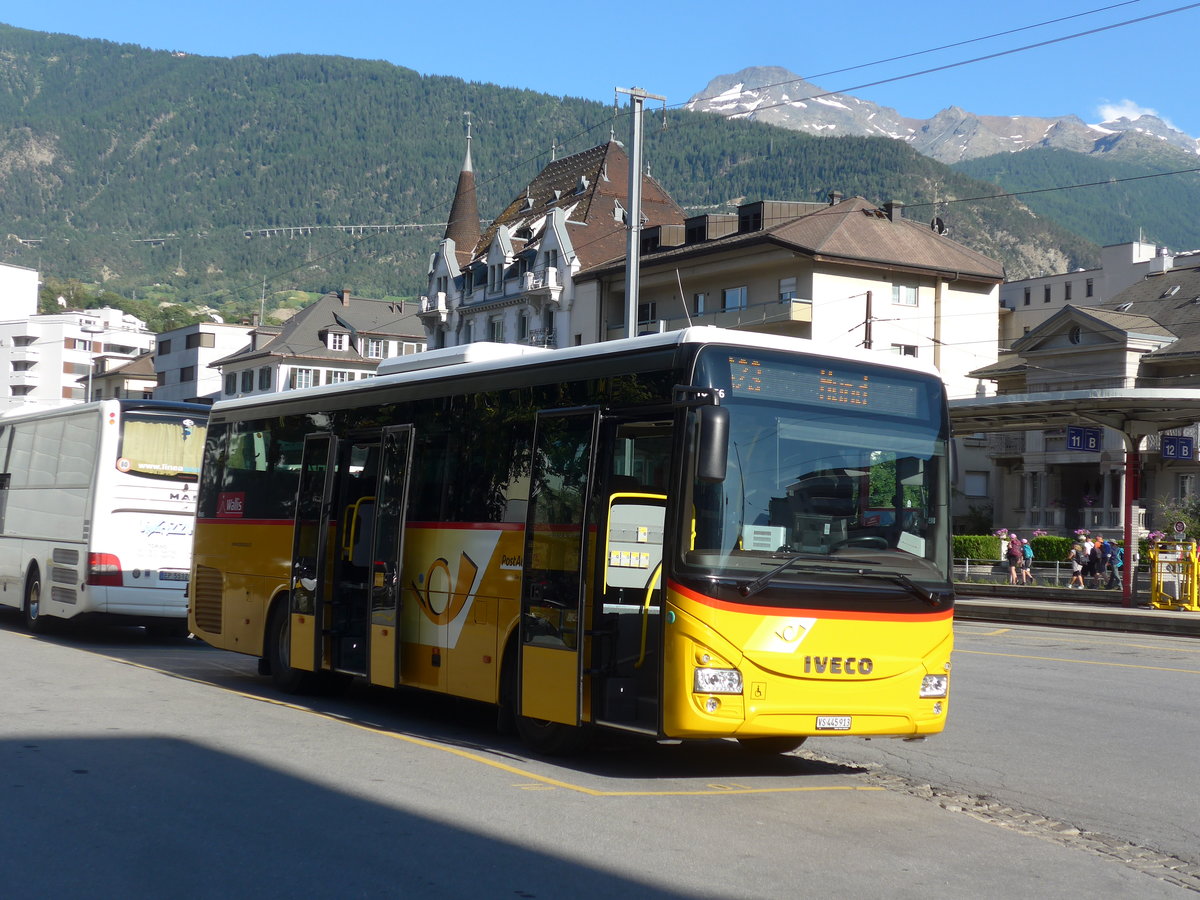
1122,447,1139,606
616,87,665,340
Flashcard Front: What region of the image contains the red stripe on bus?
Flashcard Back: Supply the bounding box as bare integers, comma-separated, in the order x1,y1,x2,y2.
667,579,953,622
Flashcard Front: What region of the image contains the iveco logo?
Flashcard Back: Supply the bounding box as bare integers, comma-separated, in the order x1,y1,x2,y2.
804,656,873,675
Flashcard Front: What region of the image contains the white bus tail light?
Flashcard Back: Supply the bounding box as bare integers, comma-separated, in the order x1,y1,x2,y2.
87,552,124,587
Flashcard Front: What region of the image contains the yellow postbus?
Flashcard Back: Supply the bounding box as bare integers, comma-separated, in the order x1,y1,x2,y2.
190,328,952,753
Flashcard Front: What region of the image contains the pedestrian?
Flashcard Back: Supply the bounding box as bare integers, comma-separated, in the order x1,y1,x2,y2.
1020,538,1036,584
1106,540,1123,589
1089,534,1106,588
1006,534,1023,584
1066,543,1086,589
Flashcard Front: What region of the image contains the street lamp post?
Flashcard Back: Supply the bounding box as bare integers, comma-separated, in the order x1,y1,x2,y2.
81,323,104,402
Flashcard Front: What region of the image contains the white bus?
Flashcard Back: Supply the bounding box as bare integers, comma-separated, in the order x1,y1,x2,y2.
0,399,208,634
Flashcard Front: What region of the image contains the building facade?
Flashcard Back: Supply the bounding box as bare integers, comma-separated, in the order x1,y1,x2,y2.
0,306,154,411
419,140,685,350
154,321,255,403
973,251,1200,537
210,291,425,400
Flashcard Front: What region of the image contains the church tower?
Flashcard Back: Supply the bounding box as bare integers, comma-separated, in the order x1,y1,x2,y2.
443,117,481,268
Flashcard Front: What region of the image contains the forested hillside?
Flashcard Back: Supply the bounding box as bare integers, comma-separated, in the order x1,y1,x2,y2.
954,148,1200,252
0,23,1100,314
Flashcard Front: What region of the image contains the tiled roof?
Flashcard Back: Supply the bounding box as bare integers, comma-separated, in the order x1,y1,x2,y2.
212,292,424,367
1094,264,1200,360
580,196,1004,282
475,141,684,269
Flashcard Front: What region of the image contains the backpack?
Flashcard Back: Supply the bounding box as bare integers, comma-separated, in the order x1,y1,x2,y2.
1022,543,1033,560
1114,546,1124,567
1073,549,1087,566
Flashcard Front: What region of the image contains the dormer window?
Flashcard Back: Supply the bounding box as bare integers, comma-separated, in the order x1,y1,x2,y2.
576,176,589,194
544,248,558,271
613,200,626,224
434,275,449,295
328,332,347,351
1161,285,1181,298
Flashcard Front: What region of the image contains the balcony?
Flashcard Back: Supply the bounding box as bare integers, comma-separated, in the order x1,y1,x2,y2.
418,292,448,324
606,298,813,340
986,432,1026,459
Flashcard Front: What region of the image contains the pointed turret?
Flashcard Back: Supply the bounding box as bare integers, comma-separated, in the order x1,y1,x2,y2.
443,118,481,267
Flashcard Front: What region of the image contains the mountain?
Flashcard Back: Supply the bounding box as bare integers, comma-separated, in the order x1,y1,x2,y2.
0,28,1104,310
685,66,1200,165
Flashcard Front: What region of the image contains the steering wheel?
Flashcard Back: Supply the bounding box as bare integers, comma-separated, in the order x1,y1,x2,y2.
830,536,888,551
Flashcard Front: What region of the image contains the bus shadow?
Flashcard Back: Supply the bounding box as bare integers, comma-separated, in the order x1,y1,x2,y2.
0,611,868,784
0,735,694,898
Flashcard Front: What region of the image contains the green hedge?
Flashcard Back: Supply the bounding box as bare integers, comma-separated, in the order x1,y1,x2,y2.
952,535,1001,559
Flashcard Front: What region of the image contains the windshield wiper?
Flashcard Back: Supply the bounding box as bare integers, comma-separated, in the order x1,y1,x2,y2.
739,553,870,599
739,557,946,606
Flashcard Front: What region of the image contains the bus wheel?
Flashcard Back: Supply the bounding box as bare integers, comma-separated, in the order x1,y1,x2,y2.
500,645,588,755
266,601,317,694
737,737,807,755
23,569,55,635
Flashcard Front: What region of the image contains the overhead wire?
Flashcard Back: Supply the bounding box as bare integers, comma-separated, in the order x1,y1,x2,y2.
92,2,1200,309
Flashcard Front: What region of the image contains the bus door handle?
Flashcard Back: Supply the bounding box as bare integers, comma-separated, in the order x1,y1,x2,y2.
634,562,663,670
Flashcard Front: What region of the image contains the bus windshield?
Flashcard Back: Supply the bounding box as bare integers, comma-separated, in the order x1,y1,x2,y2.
684,347,950,591
118,411,207,481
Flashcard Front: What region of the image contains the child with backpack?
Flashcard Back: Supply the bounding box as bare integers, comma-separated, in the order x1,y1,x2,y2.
1020,538,1036,584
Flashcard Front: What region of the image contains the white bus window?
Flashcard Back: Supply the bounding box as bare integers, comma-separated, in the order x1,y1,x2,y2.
119,414,206,480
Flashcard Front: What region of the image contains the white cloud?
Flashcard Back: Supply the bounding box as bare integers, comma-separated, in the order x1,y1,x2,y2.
1097,99,1175,129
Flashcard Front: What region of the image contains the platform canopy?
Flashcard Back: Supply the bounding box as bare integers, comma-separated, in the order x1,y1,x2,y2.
950,388,1200,444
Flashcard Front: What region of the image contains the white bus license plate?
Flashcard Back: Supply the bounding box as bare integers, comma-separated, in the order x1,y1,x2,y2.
816,716,852,731
159,571,190,582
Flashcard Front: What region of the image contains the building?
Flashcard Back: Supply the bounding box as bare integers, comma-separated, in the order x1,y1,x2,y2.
969,250,1200,537
998,240,1194,348
0,306,154,411
87,351,157,401
420,140,685,350
0,262,38,320
576,196,1005,401
154,321,255,403
210,291,425,399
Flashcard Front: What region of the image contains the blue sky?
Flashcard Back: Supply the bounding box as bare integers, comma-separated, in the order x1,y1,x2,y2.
5,0,1199,136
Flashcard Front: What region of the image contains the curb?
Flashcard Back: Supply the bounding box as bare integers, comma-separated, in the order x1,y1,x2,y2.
954,594,1200,637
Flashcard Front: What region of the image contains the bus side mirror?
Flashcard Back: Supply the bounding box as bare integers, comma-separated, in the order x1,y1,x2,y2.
697,406,729,483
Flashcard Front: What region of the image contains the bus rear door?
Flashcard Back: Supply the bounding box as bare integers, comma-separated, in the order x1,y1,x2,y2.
290,433,336,674
519,408,599,726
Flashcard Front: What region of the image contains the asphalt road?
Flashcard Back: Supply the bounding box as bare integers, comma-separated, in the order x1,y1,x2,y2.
2,613,1197,898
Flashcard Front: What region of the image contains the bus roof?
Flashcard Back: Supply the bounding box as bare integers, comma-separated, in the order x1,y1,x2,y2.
212,327,944,414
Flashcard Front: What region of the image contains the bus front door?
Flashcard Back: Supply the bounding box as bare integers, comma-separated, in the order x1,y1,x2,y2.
290,433,337,674
519,408,599,726
366,425,413,688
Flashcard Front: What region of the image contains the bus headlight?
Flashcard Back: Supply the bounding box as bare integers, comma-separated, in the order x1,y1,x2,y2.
694,667,743,694
920,674,948,698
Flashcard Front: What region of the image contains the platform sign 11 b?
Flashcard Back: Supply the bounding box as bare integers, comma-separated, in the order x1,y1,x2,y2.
1161,435,1194,460
1067,425,1102,452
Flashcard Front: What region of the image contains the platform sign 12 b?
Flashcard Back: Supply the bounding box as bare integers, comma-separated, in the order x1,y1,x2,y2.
1161,435,1194,460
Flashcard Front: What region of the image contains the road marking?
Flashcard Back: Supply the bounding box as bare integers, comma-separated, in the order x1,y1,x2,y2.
958,627,1011,636
957,648,1200,675
957,626,1200,655
97,652,879,798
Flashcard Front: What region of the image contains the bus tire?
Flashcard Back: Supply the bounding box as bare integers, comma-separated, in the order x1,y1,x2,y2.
737,736,807,754
266,600,318,694
23,568,55,635
500,642,589,755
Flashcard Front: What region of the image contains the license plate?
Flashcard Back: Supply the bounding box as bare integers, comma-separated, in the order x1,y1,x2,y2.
159,571,190,582
816,715,852,731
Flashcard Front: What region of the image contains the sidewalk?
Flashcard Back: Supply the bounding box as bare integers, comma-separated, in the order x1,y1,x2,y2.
954,583,1200,637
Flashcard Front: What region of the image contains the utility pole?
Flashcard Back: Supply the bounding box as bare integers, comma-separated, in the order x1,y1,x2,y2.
616,86,665,340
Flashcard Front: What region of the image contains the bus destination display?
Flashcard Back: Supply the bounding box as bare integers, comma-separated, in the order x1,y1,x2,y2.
727,355,921,417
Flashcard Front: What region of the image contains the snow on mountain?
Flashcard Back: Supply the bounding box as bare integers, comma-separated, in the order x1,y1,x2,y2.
686,67,1200,164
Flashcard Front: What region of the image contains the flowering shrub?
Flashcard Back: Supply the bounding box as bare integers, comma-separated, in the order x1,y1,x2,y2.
1074,528,1090,538
1032,529,1048,537
1147,531,1166,542
992,528,1010,538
